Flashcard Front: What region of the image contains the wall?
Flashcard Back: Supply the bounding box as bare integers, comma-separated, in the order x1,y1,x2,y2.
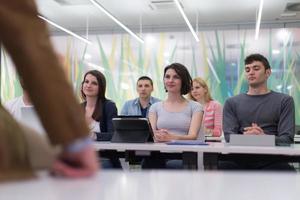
1,28,299,124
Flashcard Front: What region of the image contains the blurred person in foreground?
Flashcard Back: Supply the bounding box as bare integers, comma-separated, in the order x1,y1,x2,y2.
0,0,98,181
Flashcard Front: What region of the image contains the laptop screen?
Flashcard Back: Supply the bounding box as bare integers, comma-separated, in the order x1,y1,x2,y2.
20,106,45,135
117,115,143,118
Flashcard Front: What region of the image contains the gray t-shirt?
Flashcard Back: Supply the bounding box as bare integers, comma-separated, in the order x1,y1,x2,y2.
223,91,295,145
149,100,203,137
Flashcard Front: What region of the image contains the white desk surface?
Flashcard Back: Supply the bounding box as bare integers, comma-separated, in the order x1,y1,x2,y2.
1,171,300,200
94,142,300,155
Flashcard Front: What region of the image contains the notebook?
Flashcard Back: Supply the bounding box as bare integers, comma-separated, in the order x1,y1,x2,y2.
166,140,208,145
20,106,45,135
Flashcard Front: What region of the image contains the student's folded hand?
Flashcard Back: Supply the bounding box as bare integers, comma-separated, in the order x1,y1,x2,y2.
154,129,173,142
243,123,264,135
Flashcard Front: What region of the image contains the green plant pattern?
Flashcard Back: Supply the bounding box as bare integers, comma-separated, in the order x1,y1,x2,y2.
1,29,299,124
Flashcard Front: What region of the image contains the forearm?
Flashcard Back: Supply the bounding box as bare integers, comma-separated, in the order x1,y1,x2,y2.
0,0,89,146
212,127,222,137
275,135,293,145
170,132,198,140
212,103,223,137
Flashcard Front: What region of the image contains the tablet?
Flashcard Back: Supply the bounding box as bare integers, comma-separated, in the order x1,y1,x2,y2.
111,118,154,143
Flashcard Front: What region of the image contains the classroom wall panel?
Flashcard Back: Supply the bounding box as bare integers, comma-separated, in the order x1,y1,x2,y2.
1,28,299,124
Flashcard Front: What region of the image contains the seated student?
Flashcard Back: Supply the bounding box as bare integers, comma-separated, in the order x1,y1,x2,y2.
121,76,160,118
222,53,295,170
81,70,117,135
81,70,121,168
5,84,33,122
5,54,67,133
145,63,203,169
189,77,223,137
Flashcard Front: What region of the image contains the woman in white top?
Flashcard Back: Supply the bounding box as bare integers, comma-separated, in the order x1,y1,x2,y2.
149,63,203,142
81,70,118,137
81,70,120,168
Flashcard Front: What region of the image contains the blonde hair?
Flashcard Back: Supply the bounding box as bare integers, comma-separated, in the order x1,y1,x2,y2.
188,77,213,103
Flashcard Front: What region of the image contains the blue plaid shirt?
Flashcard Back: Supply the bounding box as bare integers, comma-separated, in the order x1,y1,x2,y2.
120,96,160,117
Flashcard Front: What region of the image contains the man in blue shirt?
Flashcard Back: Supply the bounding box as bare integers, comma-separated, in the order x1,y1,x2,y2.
121,76,160,118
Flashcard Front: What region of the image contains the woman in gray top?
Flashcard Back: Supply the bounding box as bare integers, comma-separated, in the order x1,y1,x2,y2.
149,63,203,142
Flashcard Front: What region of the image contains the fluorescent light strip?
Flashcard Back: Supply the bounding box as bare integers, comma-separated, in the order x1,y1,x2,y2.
255,0,264,40
206,58,221,84
89,0,144,44
174,0,199,42
38,15,92,45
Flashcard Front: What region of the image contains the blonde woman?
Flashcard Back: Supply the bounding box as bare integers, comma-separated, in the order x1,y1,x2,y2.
189,77,223,137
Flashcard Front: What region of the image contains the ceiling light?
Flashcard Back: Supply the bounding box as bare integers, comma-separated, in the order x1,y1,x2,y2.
145,35,156,44
174,0,199,42
121,83,130,90
287,85,293,90
272,49,280,55
277,29,290,45
84,53,92,60
276,85,282,90
38,15,92,45
255,0,264,40
89,0,144,44
164,52,170,57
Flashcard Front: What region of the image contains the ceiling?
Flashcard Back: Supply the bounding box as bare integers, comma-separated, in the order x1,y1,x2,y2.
36,0,300,34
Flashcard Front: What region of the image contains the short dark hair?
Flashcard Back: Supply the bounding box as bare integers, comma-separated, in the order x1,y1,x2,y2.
244,54,271,70
137,76,153,86
164,63,192,95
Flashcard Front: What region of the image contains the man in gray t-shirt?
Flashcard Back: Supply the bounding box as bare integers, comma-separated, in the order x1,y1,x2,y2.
223,53,295,145
221,54,295,170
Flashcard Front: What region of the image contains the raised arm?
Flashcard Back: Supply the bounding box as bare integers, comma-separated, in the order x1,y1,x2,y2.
0,0,89,146
0,0,98,178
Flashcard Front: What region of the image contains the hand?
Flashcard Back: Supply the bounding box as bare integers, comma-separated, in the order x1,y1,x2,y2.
203,127,213,136
51,145,99,178
243,123,264,135
154,129,173,142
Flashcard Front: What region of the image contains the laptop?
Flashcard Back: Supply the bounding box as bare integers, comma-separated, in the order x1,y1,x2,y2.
20,106,45,135
111,117,154,143
117,115,143,118
229,134,275,146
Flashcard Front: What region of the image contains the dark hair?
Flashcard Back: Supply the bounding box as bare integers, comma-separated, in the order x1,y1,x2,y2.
164,63,192,95
137,76,153,86
244,54,271,70
81,70,106,121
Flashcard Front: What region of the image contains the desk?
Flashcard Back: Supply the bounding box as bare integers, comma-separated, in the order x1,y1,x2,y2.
1,171,300,200
94,142,300,169
94,142,201,169
94,142,300,155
